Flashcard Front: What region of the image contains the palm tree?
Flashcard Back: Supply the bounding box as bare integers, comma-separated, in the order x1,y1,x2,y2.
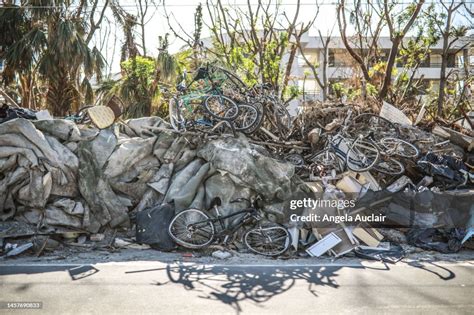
98,34,178,118
0,1,105,116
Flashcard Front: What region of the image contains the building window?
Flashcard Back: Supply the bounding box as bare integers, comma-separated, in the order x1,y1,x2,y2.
298,52,318,66
329,50,335,67
299,79,320,99
447,54,456,67
430,53,457,68
420,54,430,67
430,54,442,68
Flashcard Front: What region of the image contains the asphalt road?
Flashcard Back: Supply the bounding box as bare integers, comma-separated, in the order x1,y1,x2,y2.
0,261,473,314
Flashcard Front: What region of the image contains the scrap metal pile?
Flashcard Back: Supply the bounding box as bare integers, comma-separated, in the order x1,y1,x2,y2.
0,67,473,260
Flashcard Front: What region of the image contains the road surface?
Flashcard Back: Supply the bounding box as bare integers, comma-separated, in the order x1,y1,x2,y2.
1,260,473,314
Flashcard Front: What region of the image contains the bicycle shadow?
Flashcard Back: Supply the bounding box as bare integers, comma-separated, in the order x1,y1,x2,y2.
130,263,362,313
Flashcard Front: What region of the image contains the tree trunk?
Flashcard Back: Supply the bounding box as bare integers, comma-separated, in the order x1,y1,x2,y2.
281,43,298,98
379,0,425,100
322,42,329,101
437,36,449,117
47,67,76,116
379,38,401,99
462,47,470,81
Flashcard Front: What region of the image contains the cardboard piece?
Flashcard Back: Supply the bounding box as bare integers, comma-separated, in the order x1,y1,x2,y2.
432,125,450,139
347,171,382,192
336,175,363,194
353,227,382,247
440,126,474,152
288,226,299,250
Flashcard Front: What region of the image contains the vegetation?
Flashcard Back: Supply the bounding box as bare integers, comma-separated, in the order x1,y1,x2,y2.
0,0,471,120
0,1,105,115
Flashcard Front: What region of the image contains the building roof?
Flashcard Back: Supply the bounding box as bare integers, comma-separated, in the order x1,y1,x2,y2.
301,35,473,50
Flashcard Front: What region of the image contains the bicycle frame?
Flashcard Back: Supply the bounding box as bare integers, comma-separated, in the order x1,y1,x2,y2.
190,207,258,244
310,132,380,178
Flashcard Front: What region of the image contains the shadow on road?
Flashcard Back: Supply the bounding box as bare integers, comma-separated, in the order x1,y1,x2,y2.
405,261,456,280
127,263,363,313
0,264,99,281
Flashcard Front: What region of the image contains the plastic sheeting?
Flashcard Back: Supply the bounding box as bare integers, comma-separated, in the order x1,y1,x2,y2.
1,117,306,233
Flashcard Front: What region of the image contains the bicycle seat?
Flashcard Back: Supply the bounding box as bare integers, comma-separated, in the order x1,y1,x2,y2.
193,66,209,81
210,197,222,208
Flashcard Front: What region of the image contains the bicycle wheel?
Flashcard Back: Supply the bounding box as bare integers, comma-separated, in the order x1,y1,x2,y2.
344,113,399,140
244,223,291,256
346,138,379,172
380,137,419,158
273,102,292,131
245,102,265,133
168,209,215,249
373,157,404,175
169,97,185,131
227,104,260,133
204,95,239,121
217,67,249,94
310,149,345,174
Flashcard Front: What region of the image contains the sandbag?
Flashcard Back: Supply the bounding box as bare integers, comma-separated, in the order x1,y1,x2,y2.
136,203,176,251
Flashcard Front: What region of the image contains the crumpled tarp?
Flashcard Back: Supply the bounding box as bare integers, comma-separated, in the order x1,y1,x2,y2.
0,119,78,220
1,117,305,232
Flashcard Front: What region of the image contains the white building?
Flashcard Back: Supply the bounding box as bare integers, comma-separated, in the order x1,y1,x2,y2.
295,35,473,100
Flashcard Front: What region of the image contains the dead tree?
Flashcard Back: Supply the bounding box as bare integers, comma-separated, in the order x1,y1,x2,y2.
85,0,110,44
298,27,333,101
336,0,385,88
164,0,311,98
433,0,468,117
379,0,425,99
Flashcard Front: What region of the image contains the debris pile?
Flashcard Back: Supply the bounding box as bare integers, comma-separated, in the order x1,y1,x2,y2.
0,116,307,257
0,98,473,261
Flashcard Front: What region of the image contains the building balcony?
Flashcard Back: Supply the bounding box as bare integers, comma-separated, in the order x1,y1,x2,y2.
295,64,464,81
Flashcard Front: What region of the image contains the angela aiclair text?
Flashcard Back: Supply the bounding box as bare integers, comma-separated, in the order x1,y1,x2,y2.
290,213,386,224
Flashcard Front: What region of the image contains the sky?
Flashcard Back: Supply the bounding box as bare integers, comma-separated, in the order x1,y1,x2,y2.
91,0,473,75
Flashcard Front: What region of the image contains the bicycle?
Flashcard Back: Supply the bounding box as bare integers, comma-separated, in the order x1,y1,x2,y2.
345,113,419,175
191,65,269,134
214,66,291,137
307,110,379,176
309,132,380,177
225,103,260,133
169,66,240,131
309,108,421,177
168,197,291,257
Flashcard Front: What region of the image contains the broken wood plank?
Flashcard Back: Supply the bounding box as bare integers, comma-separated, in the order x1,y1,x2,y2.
441,126,474,152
